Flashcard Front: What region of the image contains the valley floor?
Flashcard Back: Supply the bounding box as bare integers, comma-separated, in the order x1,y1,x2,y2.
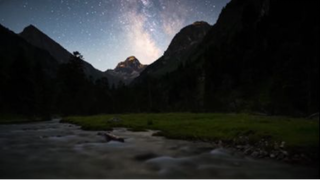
63,113,319,166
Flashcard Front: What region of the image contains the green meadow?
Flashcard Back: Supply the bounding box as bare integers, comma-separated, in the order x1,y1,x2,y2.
63,113,319,149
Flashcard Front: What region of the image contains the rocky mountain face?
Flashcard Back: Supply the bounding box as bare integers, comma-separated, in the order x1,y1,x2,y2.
164,21,211,57
105,56,147,85
134,21,211,83
129,0,319,116
115,56,147,73
20,25,105,80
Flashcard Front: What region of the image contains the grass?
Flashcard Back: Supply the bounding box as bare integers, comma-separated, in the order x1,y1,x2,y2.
63,113,319,149
0,114,45,124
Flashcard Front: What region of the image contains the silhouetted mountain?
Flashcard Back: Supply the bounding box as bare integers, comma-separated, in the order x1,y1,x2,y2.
0,24,116,116
0,24,59,115
134,21,211,83
20,25,105,80
105,56,147,85
20,25,70,64
198,0,319,115
164,21,211,57
128,0,319,116
0,24,59,76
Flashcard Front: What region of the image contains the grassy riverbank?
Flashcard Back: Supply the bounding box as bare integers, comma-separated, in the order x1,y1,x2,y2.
0,114,44,124
63,113,319,149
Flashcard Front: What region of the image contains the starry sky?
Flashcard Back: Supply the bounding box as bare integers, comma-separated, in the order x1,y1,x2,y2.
0,0,230,71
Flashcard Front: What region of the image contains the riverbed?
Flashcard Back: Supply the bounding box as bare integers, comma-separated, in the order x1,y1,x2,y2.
0,119,318,178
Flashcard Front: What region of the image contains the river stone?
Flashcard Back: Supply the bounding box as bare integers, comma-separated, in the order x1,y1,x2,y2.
134,153,158,161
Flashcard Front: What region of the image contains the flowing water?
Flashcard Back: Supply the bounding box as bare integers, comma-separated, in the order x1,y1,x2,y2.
0,119,318,178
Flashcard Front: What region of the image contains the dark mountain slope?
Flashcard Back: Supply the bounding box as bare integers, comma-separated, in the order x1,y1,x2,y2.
134,21,211,83
1,24,118,116
200,0,319,115
0,24,59,115
128,0,319,116
20,25,70,64
20,25,106,80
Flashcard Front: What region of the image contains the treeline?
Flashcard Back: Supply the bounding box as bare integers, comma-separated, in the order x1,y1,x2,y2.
0,50,205,117
0,52,116,118
0,46,318,118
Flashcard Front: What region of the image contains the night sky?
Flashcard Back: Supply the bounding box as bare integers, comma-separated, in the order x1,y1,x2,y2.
0,0,230,71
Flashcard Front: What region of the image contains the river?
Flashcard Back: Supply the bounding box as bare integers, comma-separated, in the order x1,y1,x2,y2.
0,119,318,178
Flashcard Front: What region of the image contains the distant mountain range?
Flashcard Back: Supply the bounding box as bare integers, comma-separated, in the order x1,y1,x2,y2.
1,20,213,86
17,25,147,85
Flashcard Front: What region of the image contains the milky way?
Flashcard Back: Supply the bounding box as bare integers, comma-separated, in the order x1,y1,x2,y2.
0,0,230,71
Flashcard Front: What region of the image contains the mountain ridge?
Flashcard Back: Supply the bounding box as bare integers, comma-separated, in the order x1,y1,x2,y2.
20,25,71,64
20,24,107,80
133,21,211,84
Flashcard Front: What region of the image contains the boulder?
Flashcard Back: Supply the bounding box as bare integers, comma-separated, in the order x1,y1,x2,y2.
97,132,125,143
307,113,319,119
